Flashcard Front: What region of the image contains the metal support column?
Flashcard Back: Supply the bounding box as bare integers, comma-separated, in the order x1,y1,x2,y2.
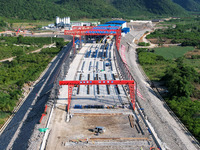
79,35,82,50
129,84,135,110
67,85,74,112
73,35,75,54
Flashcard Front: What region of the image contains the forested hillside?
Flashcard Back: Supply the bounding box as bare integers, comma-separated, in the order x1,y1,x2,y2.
0,0,65,20
111,0,187,17
0,0,122,20
173,0,200,12
0,0,191,20
0,19,7,31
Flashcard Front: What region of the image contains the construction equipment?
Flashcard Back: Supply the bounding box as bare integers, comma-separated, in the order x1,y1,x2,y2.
92,126,106,136
59,80,136,111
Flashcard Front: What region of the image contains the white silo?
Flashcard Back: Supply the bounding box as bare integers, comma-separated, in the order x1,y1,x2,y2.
63,17,66,24
65,17,68,24
67,17,70,24
56,16,60,25
58,17,61,24
66,17,69,24
66,17,68,24
59,17,61,24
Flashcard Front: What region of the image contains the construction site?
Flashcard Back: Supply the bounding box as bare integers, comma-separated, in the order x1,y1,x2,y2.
32,21,155,149
32,21,199,150
1,20,199,150
45,39,157,149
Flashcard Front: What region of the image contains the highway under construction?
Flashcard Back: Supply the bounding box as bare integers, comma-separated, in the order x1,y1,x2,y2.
0,21,199,150
39,24,200,150
44,39,156,149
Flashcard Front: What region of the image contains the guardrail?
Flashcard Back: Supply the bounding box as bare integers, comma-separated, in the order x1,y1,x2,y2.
40,40,78,150
112,41,164,149
48,41,75,103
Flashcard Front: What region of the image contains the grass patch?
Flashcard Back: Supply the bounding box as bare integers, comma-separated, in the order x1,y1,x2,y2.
12,21,53,29
183,59,200,72
0,112,11,126
154,46,194,59
142,63,170,81
137,49,175,81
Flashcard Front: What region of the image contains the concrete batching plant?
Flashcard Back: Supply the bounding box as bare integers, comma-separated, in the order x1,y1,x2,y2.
56,16,70,28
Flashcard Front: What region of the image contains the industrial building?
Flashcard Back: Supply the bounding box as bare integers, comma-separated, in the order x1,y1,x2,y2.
105,20,127,29
55,16,100,28
100,20,130,34
56,16,71,28
71,21,100,27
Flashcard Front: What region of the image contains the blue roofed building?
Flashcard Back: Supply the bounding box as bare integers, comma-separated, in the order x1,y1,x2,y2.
105,20,127,29
98,24,121,27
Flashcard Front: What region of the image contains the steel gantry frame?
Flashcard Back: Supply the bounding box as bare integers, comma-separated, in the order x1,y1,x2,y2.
59,80,135,112
64,26,121,53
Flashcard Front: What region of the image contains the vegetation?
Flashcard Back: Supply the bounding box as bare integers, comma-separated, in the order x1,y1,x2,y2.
0,0,122,20
0,37,68,126
0,36,64,60
0,19,8,31
0,0,193,21
163,57,199,97
172,0,200,12
153,46,194,59
184,59,200,71
137,48,171,81
112,0,188,17
138,42,150,46
137,48,200,141
147,17,200,47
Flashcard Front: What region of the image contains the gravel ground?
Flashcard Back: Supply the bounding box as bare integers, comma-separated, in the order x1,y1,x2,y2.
45,106,152,150
123,30,198,150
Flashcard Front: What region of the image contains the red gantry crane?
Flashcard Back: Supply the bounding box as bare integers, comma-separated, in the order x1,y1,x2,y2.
59,80,135,112
64,26,121,53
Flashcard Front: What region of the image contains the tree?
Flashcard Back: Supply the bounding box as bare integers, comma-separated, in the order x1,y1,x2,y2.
163,58,200,98
17,35,23,44
56,41,65,49
0,92,13,112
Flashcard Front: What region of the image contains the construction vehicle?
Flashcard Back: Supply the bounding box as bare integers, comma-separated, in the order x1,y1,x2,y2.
92,126,106,136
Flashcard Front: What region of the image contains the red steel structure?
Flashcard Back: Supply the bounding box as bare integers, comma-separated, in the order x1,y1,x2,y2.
59,80,135,112
64,26,121,52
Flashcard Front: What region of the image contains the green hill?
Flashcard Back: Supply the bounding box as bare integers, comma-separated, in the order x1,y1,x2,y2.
0,0,122,20
173,0,200,12
111,0,188,17
59,0,123,19
0,0,189,20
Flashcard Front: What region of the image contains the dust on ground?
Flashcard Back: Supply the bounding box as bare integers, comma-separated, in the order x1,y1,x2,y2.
148,38,172,44
46,105,151,150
